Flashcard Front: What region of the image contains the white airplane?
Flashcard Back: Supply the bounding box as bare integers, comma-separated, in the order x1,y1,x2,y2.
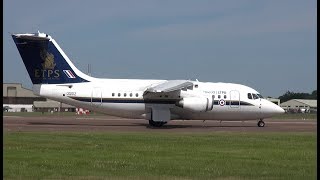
11,32,284,127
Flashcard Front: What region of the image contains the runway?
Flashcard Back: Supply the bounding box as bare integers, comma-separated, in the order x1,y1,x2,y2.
3,115,316,133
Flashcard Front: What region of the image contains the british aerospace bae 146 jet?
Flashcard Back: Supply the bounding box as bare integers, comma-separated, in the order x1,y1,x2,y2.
11,32,284,127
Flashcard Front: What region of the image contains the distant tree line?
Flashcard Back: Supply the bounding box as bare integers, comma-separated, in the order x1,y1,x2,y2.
278,90,317,103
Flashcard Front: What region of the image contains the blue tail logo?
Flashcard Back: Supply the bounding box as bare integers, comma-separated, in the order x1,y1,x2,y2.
12,32,89,84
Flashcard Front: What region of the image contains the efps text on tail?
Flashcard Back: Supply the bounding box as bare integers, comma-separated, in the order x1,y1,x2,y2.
11,32,284,127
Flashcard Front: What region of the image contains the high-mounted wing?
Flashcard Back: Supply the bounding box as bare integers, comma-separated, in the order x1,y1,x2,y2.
145,80,193,93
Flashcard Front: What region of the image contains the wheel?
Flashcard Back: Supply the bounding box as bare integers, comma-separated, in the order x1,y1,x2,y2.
149,120,166,127
257,120,265,127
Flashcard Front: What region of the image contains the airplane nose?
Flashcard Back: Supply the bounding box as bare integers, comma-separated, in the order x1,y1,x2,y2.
275,105,285,114
261,99,285,116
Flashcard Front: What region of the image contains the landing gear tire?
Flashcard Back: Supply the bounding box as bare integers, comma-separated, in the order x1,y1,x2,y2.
257,120,265,127
149,120,166,127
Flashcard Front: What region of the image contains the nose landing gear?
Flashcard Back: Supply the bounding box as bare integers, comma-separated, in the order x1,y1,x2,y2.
257,119,265,127
149,120,167,127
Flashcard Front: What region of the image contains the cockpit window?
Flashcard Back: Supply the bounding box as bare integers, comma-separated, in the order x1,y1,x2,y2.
257,94,263,98
247,93,253,99
252,93,259,99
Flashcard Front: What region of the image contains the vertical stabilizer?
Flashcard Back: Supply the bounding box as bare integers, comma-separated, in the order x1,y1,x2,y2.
12,32,92,84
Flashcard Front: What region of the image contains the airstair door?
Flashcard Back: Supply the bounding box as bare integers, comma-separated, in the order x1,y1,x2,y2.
230,90,240,108
91,87,102,107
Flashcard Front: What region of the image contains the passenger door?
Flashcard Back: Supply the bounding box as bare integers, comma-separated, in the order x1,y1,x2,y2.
91,87,102,107
230,90,240,108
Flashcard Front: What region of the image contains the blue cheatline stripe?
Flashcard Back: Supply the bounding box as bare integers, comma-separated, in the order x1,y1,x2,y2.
213,100,253,106
69,97,254,106
69,97,176,104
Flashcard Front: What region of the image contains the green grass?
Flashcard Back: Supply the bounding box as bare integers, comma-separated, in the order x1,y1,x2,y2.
4,132,316,180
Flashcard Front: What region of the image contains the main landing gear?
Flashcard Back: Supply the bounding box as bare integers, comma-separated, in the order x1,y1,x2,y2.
149,120,167,127
257,119,265,127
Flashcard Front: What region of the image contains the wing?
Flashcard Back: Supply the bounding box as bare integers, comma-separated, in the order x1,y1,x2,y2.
145,80,194,93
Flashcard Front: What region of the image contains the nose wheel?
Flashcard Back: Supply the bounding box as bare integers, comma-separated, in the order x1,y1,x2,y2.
149,120,167,127
257,120,265,127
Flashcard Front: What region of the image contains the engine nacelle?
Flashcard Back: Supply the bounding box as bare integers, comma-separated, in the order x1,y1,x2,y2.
176,97,213,112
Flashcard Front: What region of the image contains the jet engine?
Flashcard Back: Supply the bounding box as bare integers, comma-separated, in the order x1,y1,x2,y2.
176,97,213,112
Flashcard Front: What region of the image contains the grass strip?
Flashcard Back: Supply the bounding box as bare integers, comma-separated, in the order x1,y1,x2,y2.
4,131,316,180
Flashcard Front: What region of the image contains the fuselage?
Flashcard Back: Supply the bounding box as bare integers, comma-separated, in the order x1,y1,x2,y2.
33,79,284,121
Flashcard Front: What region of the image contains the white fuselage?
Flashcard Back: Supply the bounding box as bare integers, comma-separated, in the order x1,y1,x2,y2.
33,78,284,121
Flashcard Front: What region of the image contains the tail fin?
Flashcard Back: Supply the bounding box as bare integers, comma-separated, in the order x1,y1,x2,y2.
11,31,91,84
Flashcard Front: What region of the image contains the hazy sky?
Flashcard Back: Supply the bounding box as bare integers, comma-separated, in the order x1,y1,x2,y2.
3,0,317,97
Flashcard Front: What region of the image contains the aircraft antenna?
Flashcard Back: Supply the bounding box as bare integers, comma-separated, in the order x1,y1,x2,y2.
87,64,91,76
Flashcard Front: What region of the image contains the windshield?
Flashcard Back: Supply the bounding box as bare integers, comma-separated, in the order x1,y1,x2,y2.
252,93,259,99
248,93,263,100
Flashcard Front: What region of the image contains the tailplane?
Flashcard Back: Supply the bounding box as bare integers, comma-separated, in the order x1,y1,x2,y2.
12,31,91,84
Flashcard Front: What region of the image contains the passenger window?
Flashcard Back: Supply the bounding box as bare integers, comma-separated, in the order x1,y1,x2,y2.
136,93,139,97
218,95,221,99
252,93,259,99
118,93,121,97
130,93,132,97
124,93,127,97
224,95,227,99
112,93,115,97
248,93,252,99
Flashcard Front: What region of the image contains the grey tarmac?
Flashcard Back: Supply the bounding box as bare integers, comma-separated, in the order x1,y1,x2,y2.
3,115,316,133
